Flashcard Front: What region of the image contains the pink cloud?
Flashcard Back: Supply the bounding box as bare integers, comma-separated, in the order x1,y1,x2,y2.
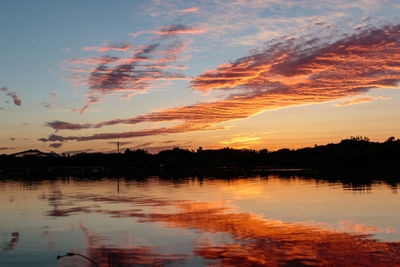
63,26,194,113
76,96,103,114
1,86,21,106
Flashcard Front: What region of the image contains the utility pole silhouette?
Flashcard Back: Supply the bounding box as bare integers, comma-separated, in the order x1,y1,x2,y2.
117,141,120,153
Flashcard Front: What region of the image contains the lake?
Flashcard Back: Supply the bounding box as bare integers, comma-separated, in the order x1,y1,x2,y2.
1,175,400,266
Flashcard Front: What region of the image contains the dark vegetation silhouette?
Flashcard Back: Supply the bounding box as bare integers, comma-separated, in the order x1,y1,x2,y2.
1,136,399,179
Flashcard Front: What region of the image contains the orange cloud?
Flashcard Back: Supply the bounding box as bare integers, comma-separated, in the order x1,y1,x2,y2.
180,7,198,13
43,24,400,142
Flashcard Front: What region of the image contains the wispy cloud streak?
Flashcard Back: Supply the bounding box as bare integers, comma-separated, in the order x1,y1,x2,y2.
128,24,206,38
155,25,206,37
82,42,134,53
334,96,390,106
180,7,198,13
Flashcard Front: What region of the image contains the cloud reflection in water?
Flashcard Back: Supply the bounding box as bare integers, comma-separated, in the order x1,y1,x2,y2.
47,191,400,266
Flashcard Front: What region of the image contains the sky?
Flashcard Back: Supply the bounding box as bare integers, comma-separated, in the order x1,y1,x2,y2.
1,0,400,154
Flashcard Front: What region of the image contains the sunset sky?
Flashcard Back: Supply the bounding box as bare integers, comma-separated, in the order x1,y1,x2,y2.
1,0,400,154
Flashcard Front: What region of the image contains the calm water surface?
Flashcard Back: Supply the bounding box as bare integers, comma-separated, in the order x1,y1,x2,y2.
0,175,400,266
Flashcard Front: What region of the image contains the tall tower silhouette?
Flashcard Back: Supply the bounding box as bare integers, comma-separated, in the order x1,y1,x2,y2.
117,141,120,153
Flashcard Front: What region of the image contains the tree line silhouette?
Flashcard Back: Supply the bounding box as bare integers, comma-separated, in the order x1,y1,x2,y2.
1,136,399,177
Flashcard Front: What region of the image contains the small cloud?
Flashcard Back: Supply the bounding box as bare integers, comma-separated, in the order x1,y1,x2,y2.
78,96,102,114
49,143,63,148
42,102,52,109
42,90,58,109
8,92,21,106
82,42,133,53
334,96,390,106
156,24,206,36
46,120,92,132
1,86,21,106
180,7,198,13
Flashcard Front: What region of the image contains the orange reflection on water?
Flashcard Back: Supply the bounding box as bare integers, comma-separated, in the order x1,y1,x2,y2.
141,202,400,266
51,194,400,266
